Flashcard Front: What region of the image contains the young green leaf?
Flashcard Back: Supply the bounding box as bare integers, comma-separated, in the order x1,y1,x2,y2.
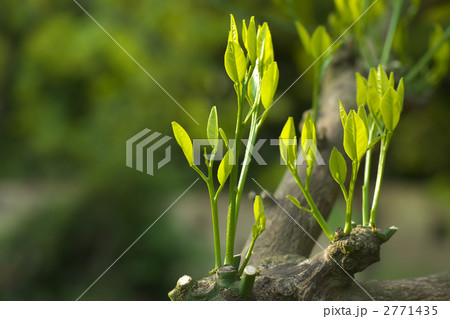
242,19,248,47
261,61,279,109
256,23,274,67
301,113,317,166
253,195,264,221
339,100,348,127
245,16,257,65
247,63,261,105
219,128,229,149
380,87,401,132
367,136,383,150
252,195,266,237
224,40,247,84
367,89,381,119
388,72,395,88
295,21,311,54
279,117,297,167
396,77,404,110
172,122,194,167
357,105,369,135
207,106,219,149
286,195,312,213
376,65,390,96
356,72,368,107
310,26,331,60
343,110,368,162
329,147,347,186
229,14,239,43
217,150,234,185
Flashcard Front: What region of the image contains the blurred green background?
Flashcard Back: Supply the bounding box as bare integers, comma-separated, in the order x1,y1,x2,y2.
0,0,449,300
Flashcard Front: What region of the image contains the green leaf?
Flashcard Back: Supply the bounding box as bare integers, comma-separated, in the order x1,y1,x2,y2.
172,122,194,167
261,61,279,109
396,77,404,110
242,19,247,47
329,147,347,186
295,21,311,54
256,23,274,67
229,14,239,43
253,195,264,221
301,113,317,167
287,195,311,213
217,150,234,185
252,195,266,237
388,72,395,88
219,128,229,149
380,87,401,132
343,111,368,162
367,69,382,119
207,106,219,149
280,117,297,167
357,105,369,135
356,72,367,107
339,100,348,127
247,62,261,105
376,65,390,96
367,136,383,150
224,40,247,84
310,26,331,60
246,16,257,65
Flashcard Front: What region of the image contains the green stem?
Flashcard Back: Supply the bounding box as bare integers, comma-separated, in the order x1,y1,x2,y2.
234,106,260,232
369,133,392,230
207,177,221,269
291,167,334,241
312,66,321,124
405,24,450,83
345,161,359,234
224,85,244,266
362,124,376,227
239,236,256,275
380,0,404,66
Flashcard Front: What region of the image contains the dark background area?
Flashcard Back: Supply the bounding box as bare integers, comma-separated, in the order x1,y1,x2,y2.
0,0,449,300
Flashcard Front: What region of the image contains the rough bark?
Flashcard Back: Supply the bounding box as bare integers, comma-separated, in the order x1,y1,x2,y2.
169,51,450,301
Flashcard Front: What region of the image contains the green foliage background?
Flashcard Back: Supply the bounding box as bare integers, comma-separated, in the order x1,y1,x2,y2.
0,0,448,300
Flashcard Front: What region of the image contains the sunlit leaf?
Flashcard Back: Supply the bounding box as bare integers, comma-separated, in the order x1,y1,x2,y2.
356,72,367,107
207,106,219,149
339,100,348,127
396,77,404,110
376,65,389,96
172,122,194,166
246,16,257,65
301,113,317,167
224,40,247,84
247,61,261,105
357,105,369,135
280,117,297,167
219,128,229,149
388,72,395,88
343,111,368,162
367,136,383,150
253,195,264,221
261,61,279,109
380,87,401,132
217,149,234,185
229,14,239,43
252,195,266,237
256,23,274,67
329,147,347,185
